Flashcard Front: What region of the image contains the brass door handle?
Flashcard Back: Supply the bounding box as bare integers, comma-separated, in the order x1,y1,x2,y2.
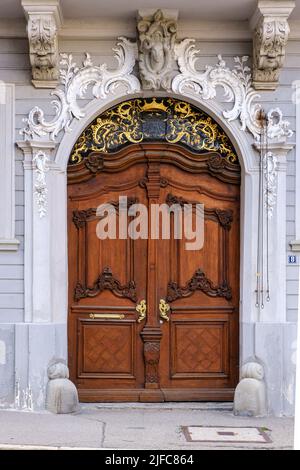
159,299,170,322
136,299,147,323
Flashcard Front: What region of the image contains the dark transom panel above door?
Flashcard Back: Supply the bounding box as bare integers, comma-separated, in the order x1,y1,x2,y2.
67,98,240,402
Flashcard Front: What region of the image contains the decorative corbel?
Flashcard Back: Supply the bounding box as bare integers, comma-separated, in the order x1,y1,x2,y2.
137,9,178,91
22,0,63,89
250,0,295,90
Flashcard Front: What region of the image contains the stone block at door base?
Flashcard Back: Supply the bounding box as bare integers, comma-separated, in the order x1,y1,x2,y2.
45,360,79,414
46,378,79,414
234,362,266,417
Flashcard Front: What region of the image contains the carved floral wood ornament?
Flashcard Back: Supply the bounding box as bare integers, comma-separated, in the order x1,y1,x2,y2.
167,269,232,303
20,10,293,218
74,267,137,303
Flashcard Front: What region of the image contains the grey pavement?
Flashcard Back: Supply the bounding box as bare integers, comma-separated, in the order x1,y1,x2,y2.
0,403,294,450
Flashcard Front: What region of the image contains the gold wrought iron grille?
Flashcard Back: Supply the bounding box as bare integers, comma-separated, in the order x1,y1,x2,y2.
69,98,239,165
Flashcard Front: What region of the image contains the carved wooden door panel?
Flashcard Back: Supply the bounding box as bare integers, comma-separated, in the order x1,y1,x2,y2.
157,162,240,400
68,142,240,402
68,160,149,401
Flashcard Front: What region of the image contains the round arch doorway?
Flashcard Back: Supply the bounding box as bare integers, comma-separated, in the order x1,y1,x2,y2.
67,97,241,402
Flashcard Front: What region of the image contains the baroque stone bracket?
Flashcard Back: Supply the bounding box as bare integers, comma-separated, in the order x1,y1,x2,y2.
250,0,295,91
22,0,63,89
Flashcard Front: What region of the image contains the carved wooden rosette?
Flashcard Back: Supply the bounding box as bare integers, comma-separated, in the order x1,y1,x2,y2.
84,154,104,174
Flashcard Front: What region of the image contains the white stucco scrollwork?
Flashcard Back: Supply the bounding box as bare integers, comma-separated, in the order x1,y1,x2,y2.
21,34,293,147
172,41,293,144
33,150,49,218
21,37,141,141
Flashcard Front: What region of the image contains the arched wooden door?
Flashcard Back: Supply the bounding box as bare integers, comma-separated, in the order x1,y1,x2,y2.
67,99,240,402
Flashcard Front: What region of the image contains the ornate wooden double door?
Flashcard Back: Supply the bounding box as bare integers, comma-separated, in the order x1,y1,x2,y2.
68,142,240,402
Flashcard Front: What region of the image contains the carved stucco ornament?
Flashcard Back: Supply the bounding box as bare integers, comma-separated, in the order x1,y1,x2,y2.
250,1,295,91
21,38,140,141
33,150,49,218
171,40,293,218
137,9,177,90
21,41,292,145
172,43,291,143
22,0,63,88
263,150,278,218
20,28,293,219
253,18,290,90
28,16,59,87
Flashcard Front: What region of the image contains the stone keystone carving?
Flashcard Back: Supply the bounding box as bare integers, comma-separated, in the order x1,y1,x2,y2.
137,9,177,90
250,1,295,90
